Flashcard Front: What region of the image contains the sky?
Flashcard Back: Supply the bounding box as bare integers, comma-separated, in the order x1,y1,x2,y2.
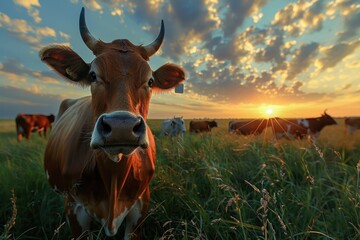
0,0,359,119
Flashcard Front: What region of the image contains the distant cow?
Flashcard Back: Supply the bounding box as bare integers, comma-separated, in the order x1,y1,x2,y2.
161,116,186,138
229,119,268,136
270,111,337,141
15,114,55,142
345,117,360,135
269,118,308,140
189,120,218,133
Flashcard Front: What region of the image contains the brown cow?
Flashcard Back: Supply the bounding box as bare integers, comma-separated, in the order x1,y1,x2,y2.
229,119,268,135
345,117,360,135
39,8,185,239
189,120,218,133
270,111,337,141
15,114,55,142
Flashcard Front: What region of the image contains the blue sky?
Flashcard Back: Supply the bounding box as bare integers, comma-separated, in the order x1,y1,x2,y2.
0,0,359,119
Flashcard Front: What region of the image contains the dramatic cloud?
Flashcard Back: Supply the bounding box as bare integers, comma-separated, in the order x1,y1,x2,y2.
318,39,360,71
324,0,360,42
337,10,360,42
286,42,320,80
220,0,269,38
0,85,62,118
272,0,326,36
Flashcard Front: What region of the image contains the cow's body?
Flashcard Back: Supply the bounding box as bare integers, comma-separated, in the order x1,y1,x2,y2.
270,117,307,140
189,120,218,133
161,116,186,138
40,8,185,239
270,111,337,141
345,117,360,135
15,114,55,142
228,119,268,135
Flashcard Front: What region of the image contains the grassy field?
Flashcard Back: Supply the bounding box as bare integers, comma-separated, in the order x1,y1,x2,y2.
1,118,360,239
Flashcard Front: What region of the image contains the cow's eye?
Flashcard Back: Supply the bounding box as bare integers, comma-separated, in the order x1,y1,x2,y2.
89,71,97,82
148,78,154,87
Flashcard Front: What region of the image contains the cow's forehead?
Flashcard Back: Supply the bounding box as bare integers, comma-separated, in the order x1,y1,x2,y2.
90,51,152,80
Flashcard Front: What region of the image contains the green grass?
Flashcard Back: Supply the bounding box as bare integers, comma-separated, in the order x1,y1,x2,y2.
1,119,360,239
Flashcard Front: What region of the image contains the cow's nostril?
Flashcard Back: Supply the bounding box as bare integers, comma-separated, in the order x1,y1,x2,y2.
101,117,112,137
132,117,144,136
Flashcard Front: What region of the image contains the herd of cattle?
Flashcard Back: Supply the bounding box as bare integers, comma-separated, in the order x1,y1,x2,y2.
11,8,360,240
160,112,360,141
16,112,360,142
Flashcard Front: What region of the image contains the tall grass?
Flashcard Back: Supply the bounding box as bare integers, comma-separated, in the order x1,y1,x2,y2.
1,119,360,239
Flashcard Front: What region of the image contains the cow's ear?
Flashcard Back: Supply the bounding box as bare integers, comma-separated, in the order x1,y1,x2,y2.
40,45,90,85
153,63,185,90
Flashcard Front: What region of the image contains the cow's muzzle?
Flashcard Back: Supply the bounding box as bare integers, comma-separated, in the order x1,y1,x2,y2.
90,111,149,159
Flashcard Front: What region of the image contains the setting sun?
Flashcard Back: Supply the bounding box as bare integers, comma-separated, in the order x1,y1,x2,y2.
266,108,273,115
256,104,287,118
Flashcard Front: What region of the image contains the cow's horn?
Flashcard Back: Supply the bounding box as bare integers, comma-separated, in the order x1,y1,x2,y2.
79,7,97,51
144,20,164,57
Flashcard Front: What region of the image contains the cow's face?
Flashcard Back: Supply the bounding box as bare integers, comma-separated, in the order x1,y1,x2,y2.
40,8,185,161
209,121,218,128
322,112,337,126
172,117,186,134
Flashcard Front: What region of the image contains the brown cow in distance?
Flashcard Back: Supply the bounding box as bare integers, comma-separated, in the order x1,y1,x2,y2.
270,111,337,141
189,120,218,133
15,114,55,142
229,119,268,136
345,117,360,135
39,8,185,239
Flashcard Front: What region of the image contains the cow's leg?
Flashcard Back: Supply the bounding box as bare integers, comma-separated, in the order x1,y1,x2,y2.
43,127,48,138
16,123,23,142
124,188,150,240
25,128,31,140
17,132,23,142
65,195,91,239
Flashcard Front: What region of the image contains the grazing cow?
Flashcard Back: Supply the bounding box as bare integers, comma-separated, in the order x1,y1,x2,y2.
269,117,307,140
270,111,337,141
15,114,55,142
39,8,185,239
189,120,218,133
161,116,186,138
345,117,360,135
228,119,268,136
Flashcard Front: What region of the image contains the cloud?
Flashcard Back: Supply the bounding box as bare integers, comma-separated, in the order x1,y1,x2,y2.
83,0,102,11
59,31,70,40
13,0,41,23
221,0,269,38
255,34,285,65
286,42,319,80
324,0,360,42
0,85,62,118
272,0,326,36
337,10,360,42
0,59,61,84
318,39,360,71
0,12,69,50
